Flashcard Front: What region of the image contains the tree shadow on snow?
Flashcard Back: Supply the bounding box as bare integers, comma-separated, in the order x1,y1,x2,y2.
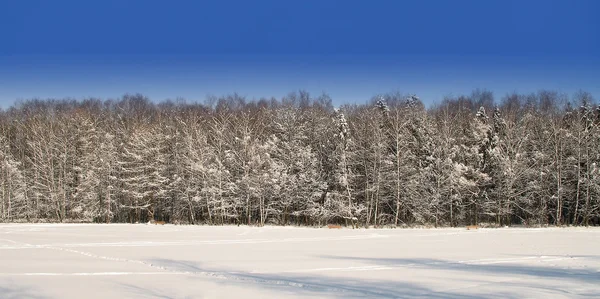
507,253,600,262
117,283,178,299
319,255,600,284
142,258,520,299
0,285,48,299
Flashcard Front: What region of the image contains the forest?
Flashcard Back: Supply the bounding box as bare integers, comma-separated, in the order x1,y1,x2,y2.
0,89,598,227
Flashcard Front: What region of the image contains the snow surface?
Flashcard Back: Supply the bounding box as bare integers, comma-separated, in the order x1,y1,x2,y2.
0,224,599,298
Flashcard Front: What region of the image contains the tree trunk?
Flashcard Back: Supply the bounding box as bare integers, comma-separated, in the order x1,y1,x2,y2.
574,131,582,225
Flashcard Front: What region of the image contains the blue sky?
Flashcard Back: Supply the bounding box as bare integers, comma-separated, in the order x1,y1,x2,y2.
1,0,598,107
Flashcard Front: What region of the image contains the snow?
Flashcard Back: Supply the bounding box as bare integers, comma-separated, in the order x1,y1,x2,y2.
1,224,599,298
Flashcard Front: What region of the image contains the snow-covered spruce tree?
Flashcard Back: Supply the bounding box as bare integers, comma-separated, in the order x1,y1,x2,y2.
171,114,208,224
479,107,506,225
158,114,190,224
389,100,411,226
433,95,485,226
490,97,535,226
403,95,443,225
225,109,272,225
71,112,102,222
552,92,595,225
558,102,578,225
452,106,493,225
429,103,453,226
269,106,325,225
591,104,600,224
513,92,561,225
324,108,356,226
6,111,36,222
428,102,465,227
71,111,118,222
348,102,380,226
299,98,345,226
116,123,169,223
353,95,409,227
203,113,238,224
574,92,597,225
371,97,394,227
23,111,76,222
227,126,279,227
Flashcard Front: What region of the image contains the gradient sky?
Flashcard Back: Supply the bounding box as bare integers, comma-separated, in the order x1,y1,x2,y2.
1,0,598,107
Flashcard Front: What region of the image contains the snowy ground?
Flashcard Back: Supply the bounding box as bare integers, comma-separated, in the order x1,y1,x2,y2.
0,224,599,299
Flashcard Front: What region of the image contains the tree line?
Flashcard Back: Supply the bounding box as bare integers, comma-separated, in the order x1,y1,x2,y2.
0,89,598,227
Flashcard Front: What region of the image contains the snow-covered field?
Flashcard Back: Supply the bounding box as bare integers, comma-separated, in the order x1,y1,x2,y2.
0,224,599,299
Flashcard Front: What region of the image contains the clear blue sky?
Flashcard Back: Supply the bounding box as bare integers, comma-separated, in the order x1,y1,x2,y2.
1,0,598,107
